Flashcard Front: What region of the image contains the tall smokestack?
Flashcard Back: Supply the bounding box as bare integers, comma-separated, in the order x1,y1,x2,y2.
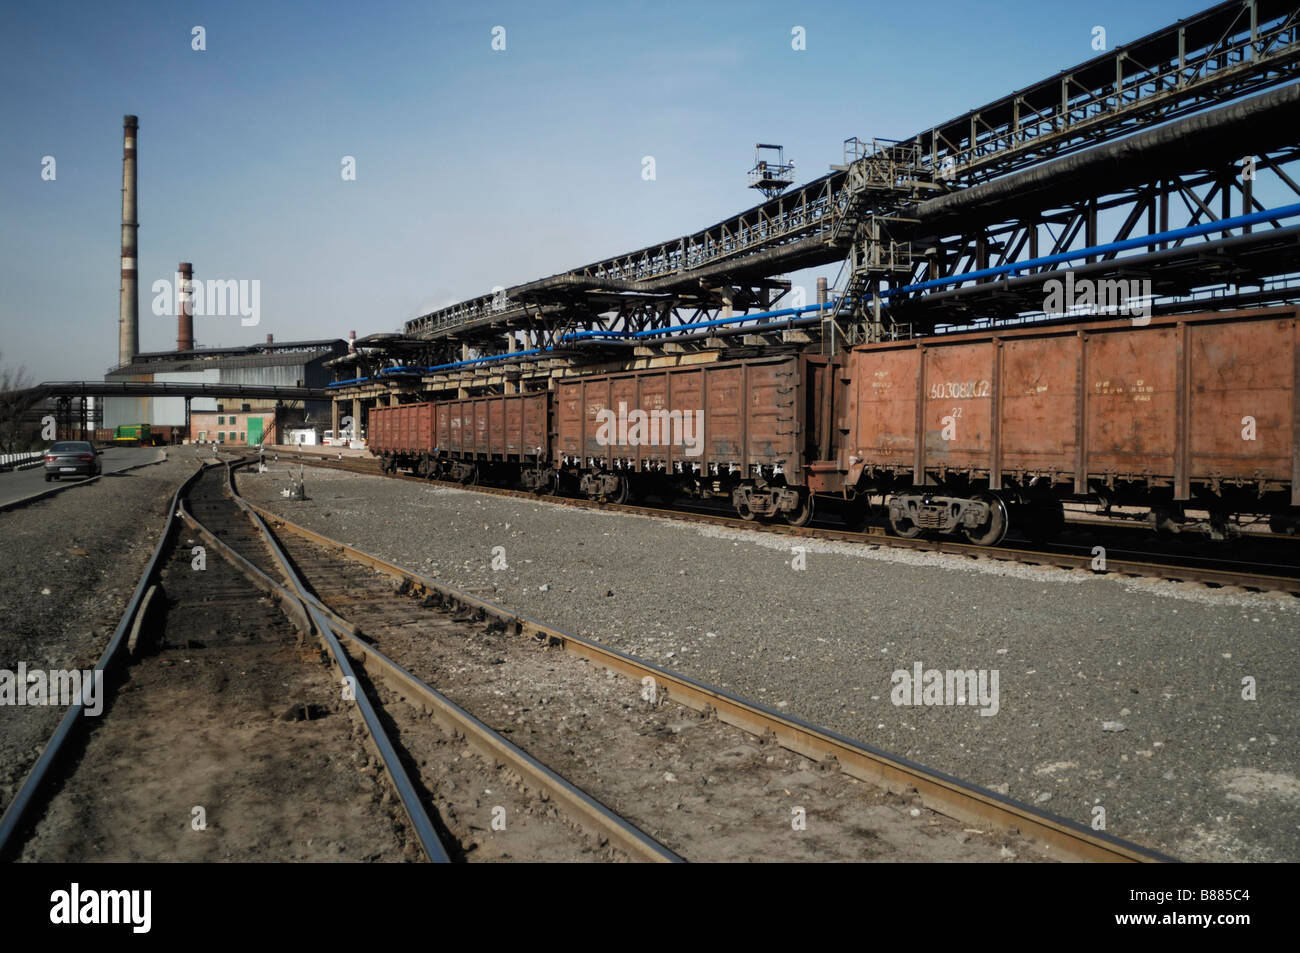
177,261,194,351
118,115,139,367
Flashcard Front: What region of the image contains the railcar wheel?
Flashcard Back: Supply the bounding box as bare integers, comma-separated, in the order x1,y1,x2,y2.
608,475,630,505
785,492,814,527
462,464,478,486
963,492,1009,547
736,497,757,521
887,508,922,538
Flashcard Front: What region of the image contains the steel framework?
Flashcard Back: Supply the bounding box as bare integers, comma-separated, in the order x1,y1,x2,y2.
386,0,1300,373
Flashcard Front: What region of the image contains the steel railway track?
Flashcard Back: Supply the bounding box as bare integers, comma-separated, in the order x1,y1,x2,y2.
0,464,201,859
190,461,682,862
237,460,1175,862
0,460,679,863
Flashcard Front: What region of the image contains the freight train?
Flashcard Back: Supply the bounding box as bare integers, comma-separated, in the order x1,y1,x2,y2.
368,307,1300,544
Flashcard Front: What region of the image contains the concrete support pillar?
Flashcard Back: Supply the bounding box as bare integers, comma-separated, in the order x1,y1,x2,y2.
505,331,517,394
331,400,339,441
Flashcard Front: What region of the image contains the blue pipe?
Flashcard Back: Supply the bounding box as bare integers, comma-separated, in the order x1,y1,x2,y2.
559,301,837,343
330,203,1300,388
878,201,1300,300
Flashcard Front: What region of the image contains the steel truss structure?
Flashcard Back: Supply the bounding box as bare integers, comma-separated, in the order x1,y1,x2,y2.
359,1,1300,380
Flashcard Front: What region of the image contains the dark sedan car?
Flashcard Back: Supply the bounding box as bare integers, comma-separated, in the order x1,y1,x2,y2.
44,441,102,481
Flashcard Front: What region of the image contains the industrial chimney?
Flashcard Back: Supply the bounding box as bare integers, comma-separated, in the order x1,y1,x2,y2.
176,261,194,351
348,330,356,352
118,115,139,367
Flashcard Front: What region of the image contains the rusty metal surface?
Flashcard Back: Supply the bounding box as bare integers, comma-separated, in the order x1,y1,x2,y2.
554,356,801,475
374,394,545,460
846,307,1299,501
368,402,434,456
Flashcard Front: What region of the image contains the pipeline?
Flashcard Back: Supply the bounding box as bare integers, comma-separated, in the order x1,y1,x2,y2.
879,201,1300,300
329,202,1300,387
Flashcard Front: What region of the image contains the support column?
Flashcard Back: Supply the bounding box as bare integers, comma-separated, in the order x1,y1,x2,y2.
505,331,517,394
817,277,834,355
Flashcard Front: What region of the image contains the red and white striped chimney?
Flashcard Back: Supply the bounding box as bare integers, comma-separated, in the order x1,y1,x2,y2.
118,115,139,366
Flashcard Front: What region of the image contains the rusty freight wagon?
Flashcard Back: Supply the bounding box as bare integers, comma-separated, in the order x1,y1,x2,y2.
433,392,549,484
369,403,435,473
548,354,813,515
370,394,549,481
818,307,1299,543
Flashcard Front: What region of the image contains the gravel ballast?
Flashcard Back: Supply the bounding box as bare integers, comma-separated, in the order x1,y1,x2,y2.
0,449,203,815
242,463,1300,862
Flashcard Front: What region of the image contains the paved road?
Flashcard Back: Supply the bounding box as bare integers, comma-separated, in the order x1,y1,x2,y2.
0,447,165,508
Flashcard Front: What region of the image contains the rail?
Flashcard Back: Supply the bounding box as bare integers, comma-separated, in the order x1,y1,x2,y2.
240,471,1177,863
224,461,683,863
0,462,206,858
174,462,452,862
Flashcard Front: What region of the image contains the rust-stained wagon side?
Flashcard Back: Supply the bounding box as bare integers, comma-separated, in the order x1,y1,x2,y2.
552,355,810,516
368,394,547,482
368,402,435,468
432,393,549,483
825,307,1298,542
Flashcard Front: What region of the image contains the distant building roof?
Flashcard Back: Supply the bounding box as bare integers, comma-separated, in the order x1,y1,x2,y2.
108,339,347,377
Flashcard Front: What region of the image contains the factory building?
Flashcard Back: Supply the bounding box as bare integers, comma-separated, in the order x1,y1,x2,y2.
103,336,347,443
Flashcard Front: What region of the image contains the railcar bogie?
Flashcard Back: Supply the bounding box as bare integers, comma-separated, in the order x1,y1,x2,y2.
366,307,1297,548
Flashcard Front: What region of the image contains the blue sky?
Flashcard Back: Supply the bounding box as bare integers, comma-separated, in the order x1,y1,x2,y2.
0,0,1210,380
